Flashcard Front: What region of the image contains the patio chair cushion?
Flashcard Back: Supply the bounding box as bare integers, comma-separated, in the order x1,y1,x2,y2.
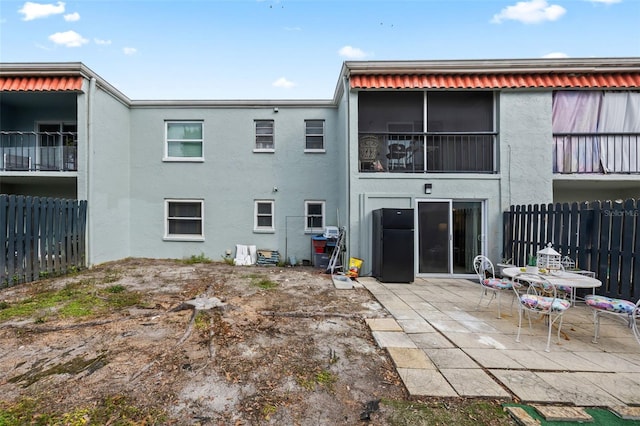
482,278,512,290
584,294,636,314
557,285,573,293
520,294,571,312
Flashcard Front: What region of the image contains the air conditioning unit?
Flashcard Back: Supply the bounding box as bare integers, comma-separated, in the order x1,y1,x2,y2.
323,226,339,239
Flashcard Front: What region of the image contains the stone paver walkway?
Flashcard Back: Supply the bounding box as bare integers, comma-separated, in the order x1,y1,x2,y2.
357,276,640,411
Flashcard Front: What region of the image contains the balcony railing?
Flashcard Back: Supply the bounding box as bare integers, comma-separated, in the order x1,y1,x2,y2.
553,132,640,174
0,131,78,172
358,132,497,173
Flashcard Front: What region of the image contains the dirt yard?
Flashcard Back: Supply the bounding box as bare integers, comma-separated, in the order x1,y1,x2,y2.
0,258,515,425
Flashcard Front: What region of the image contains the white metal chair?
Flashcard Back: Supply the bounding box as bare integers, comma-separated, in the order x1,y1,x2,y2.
585,294,640,345
473,255,514,319
512,273,571,352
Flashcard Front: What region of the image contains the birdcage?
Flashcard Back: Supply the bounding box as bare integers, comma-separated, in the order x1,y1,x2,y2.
536,243,562,270
561,256,576,271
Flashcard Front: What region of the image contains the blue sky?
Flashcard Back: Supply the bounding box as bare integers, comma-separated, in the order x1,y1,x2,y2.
1,0,639,100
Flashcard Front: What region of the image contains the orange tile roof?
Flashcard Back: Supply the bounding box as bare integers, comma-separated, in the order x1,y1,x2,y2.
350,73,640,90
0,76,83,91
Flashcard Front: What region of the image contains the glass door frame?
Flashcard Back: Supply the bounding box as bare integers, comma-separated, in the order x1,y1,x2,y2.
415,198,486,278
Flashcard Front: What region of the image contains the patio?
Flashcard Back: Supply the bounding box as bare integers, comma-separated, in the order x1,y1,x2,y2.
359,276,640,410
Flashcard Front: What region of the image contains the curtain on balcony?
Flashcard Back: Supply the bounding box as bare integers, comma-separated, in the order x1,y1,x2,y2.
552,91,601,173
598,92,640,173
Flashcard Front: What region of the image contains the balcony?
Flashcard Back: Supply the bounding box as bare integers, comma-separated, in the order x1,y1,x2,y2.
553,132,640,174
358,132,497,173
0,131,77,172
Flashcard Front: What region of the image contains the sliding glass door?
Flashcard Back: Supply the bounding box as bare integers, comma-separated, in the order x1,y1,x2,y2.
417,200,484,275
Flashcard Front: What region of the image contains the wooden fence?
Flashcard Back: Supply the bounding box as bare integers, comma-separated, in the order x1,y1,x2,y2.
1,195,87,288
503,198,639,302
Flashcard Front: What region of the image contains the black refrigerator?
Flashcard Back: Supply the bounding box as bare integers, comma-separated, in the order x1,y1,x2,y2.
371,208,414,283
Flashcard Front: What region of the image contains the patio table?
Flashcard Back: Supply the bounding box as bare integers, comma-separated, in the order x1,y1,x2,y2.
502,267,601,305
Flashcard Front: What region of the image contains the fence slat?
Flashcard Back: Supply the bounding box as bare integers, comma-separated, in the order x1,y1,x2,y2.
1,195,87,288
619,199,635,300
503,198,637,299
0,196,7,287
608,201,623,296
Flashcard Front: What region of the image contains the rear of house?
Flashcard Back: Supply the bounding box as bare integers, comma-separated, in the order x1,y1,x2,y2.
1,58,639,281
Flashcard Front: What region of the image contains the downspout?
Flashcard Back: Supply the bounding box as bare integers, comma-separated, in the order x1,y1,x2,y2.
86,77,96,266
343,75,351,262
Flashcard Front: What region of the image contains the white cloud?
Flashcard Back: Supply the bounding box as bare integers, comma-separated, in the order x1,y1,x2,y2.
63,12,79,22
123,47,137,55
272,77,295,89
94,38,112,45
19,1,65,21
338,45,367,59
491,0,566,24
48,30,88,47
543,52,569,58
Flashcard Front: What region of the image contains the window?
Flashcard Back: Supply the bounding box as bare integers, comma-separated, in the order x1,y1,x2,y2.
38,122,77,171
165,199,204,239
255,120,274,151
254,200,275,232
305,120,325,151
165,121,203,161
305,201,325,232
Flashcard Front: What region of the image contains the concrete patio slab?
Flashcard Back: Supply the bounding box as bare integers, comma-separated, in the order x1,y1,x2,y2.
371,331,417,348
365,318,402,331
396,368,457,397
440,368,511,398
423,348,480,369
396,318,436,333
359,277,640,413
489,370,567,403
531,405,593,422
386,347,436,369
408,332,456,349
535,372,624,407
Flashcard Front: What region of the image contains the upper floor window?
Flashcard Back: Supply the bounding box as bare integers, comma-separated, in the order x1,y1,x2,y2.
255,120,274,152
165,199,204,240
165,121,203,161
305,120,325,152
305,200,325,232
254,200,275,232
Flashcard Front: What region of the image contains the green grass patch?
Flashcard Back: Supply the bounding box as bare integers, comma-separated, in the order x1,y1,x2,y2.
382,399,512,426
0,279,143,323
250,276,279,290
297,368,338,392
0,394,167,425
181,253,212,264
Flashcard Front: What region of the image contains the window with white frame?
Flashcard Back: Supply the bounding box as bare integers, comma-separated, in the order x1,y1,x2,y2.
305,120,325,151
305,200,325,232
255,120,274,151
254,200,275,232
165,199,204,239
165,121,203,160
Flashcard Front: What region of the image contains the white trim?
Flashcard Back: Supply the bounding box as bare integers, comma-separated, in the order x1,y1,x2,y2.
164,198,204,240
304,200,325,233
255,120,275,151
164,121,204,161
304,119,325,151
254,199,275,232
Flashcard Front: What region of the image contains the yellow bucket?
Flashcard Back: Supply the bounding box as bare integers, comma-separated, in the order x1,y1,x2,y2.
348,257,363,277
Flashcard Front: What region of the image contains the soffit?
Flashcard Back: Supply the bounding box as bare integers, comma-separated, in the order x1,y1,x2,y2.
0,76,84,92
350,73,640,90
